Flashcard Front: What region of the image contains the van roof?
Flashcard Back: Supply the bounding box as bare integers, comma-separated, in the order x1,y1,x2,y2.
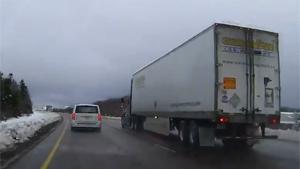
75,104,98,107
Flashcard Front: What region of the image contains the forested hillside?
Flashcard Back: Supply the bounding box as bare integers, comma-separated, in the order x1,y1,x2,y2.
0,72,33,120
93,96,129,117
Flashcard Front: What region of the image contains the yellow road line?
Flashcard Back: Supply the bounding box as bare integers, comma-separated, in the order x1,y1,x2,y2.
40,121,68,169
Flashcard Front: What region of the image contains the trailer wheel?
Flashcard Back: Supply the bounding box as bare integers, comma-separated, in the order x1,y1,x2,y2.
179,120,189,145
189,121,199,147
136,116,144,131
131,115,144,131
131,116,137,130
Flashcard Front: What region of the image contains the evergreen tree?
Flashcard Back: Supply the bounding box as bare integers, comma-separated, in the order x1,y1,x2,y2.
0,73,33,120
19,79,33,115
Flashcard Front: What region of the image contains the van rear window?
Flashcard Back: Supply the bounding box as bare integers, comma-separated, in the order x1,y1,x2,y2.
75,106,98,113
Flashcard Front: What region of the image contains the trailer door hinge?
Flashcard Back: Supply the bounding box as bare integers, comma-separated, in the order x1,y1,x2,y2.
216,82,223,86
240,107,248,112
254,108,262,112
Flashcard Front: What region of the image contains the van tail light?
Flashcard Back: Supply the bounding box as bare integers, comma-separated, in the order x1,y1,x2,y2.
97,113,102,121
218,115,230,124
71,112,76,120
268,115,280,125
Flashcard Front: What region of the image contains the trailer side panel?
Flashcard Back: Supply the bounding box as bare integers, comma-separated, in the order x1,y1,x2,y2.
131,27,216,119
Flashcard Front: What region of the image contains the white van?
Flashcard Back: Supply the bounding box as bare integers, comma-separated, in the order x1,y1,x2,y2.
71,104,102,131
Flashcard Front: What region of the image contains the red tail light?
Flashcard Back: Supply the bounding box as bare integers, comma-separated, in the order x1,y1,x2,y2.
97,113,102,121
268,115,280,125
218,115,229,124
71,112,76,120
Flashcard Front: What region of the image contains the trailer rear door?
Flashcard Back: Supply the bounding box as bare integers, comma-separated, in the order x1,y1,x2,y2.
252,31,280,115
216,24,280,119
216,25,248,115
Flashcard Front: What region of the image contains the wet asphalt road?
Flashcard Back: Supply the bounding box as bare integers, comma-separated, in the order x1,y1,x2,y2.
8,113,299,169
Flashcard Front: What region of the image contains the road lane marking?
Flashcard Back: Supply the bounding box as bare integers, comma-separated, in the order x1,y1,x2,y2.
154,144,176,153
40,121,68,169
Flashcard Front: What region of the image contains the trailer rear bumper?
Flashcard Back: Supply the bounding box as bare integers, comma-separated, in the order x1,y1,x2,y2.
215,120,279,141
219,135,278,140
217,113,280,125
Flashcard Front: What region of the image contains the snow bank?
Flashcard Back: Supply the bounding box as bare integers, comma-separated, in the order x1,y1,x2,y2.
0,111,61,152
266,128,300,142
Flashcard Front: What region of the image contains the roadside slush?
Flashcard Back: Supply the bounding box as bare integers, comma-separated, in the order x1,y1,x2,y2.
266,128,300,142
0,112,62,169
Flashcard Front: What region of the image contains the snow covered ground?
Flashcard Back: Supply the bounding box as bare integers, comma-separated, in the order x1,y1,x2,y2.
0,111,61,152
266,128,300,142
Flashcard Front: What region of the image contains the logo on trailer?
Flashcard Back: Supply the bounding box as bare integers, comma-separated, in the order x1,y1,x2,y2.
221,37,275,57
229,93,241,108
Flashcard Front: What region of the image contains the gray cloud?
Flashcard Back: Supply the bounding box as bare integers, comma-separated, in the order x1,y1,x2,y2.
1,0,299,108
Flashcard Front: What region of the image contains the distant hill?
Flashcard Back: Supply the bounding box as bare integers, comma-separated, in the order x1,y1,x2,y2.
93,96,129,117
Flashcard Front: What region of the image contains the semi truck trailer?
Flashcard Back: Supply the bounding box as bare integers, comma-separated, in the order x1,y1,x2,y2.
126,23,280,147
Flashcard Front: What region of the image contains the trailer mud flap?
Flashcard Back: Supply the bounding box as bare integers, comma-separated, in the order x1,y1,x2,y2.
198,127,215,147
144,117,170,136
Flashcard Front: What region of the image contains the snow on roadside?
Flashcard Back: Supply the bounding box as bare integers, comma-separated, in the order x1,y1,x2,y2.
266,128,300,142
0,111,61,152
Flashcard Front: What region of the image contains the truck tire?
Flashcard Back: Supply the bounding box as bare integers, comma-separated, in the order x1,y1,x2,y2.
136,116,144,131
189,121,199,147
179,120,189,145
121,116,125,128
131,115,144,131
131,116,137,130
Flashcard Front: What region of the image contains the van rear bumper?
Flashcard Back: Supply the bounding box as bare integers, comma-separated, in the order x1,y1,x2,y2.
71,121,101,128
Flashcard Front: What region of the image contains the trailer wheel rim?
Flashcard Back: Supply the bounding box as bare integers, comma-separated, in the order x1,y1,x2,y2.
179,130,183,141
189,132,194,144
179,128,186,142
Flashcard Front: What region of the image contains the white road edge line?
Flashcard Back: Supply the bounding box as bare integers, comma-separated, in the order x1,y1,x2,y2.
154,144,176,153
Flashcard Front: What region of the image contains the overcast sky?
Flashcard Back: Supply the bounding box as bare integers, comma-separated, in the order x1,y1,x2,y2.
1,0,299,108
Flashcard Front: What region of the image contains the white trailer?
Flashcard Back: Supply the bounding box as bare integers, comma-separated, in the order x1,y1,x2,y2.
128,23,280,147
